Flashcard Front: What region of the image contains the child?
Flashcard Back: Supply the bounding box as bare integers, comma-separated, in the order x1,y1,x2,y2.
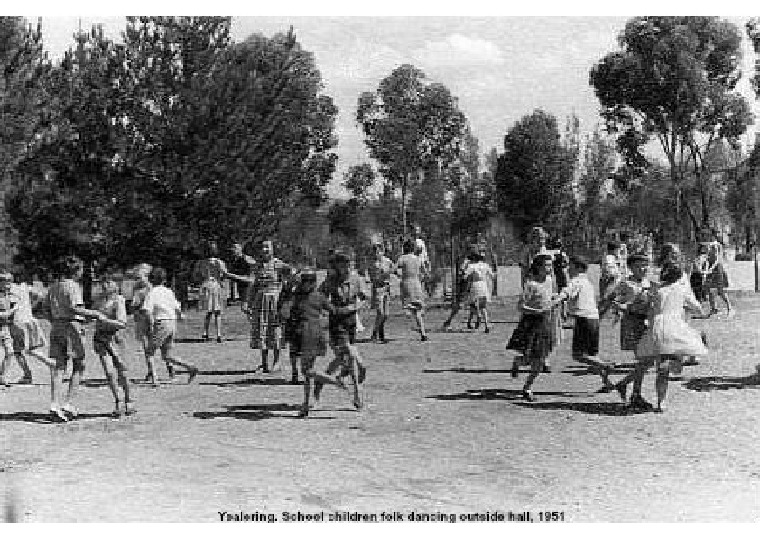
141,267,198,386
557,256,613,391
131,263,174,383
703,242,732,318
9,269,51,385
690,243,709,304
600,241,624,312
605,253,655,408
465,250,494,333
396,239,428,342
93,274,134,417
196,242,228,343
507,254,558,401
442,252,471,331
285,269,341,417
314,250,368,410
44,256,105,422
635,263,708,412
0,273,21,387
368,243,394,342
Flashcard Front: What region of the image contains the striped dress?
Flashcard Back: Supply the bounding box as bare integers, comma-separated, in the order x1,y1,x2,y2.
247,257,289,350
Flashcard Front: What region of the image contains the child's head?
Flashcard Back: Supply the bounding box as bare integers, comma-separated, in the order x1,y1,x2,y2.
330,250,351,278
0,271,12,292
658,242,681,266
697,242,709,256
135,263,152,282
60,256,84,280
402,239,415,255
531,254,553,278
607,241,620,255
101,273,120,297
627,253,649,278
568,255,589,276
660,262,682,286
298,270,318,293
148,267,167,286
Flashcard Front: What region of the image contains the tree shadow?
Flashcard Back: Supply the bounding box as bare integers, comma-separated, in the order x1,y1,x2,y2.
426,388,590,402
513,400,642,416
0,411,117,424
684,374,760,392
193,403,335,421
423,367,514,375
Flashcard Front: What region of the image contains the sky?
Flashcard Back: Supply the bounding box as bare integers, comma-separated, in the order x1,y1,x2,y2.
22,14,760,197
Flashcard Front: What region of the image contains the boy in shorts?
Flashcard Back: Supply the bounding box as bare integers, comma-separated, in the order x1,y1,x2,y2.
44,256,105,422
94,274,134,417
141,267,198,385
314,250,368,410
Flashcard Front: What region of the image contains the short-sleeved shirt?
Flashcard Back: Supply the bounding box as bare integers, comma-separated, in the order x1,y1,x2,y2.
368,256,394,288
0,291,16,328
320,274,366,333
254,257,289,295
560,274,598,319
396,254,422,282
465,261,494,299
141,286,181,321
96,295,128,334
196,257,227,281
522,277,553,312
47,279,85,323
9,283,38,324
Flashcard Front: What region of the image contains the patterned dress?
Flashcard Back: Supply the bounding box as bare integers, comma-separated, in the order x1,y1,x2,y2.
397,253,425,309
247,257,289,350
609,277,652,352
196,257,228,313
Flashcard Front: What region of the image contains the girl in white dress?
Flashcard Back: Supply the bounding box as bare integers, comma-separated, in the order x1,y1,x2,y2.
636,263,708,412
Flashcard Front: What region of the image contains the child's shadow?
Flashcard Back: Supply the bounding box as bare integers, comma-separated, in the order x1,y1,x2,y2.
684,374,760,392
0,411,116,424
513,400,640,416
193,403,334,421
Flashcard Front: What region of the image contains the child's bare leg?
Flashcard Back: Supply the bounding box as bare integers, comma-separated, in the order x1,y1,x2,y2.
65,361,84,407
480,305,490,332
271,349,281,370
14,353,32,380
161,346,198,382
202,313,212,338
413,309,427,339
347,349,362,409
51,367,64,407
214,312,222,340
522,359,541,399
116,365,132,407
97,353,120,410
290,349,299,384
655,356,671,412
718,288,731,314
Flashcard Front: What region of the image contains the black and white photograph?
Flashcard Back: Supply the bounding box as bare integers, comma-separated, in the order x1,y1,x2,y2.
2,6,760,523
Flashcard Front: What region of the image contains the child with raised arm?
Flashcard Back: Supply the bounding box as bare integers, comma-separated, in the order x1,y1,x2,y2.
141,267,198,386
9,268,51,383
94,273,134,417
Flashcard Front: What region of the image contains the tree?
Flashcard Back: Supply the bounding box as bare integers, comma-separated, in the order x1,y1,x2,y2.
494,109,577,234
590,16,753,242
343,163,376,203
357,64,468,235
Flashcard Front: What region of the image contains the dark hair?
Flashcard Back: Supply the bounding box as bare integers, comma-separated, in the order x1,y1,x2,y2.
549,236,563,249
569,255,588,271
149,267,167,286
627,254,649,267
60,255,84,278
660,262,682,285
530,254,553,274
403,239,415,255
607,241,620,253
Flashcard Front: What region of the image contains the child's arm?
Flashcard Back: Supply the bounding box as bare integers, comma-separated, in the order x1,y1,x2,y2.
98,298,128,331
0,303,18,321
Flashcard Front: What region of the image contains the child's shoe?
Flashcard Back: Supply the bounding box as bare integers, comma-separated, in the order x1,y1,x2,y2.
125,402,137,416
521,389,535,402
49,403,69,422
18,375,33,385
61,403,79,419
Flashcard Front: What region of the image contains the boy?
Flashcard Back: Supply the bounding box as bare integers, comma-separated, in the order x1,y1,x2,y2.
367,242,394,342
465,249,494,333
44,256,105,422
285,269,343,417
314,250,368,410
557,256,614,390
9,268,51,386
94,274,134,417
141,267,198,386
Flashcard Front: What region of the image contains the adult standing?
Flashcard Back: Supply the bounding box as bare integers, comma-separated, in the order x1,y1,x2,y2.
396,238,428,342
227,240,291,373
194,241,228,343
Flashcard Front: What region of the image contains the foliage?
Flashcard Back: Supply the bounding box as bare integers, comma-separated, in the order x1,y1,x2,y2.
494,109,577,234
357,64,468,234
343,163,376,202
590,16,753,240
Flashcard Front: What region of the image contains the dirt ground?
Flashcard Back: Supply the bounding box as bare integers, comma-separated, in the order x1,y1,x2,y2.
2,296,760,522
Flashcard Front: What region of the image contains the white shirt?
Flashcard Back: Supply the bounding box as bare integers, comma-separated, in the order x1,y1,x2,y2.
141,285,181,321
465,261,494,299
561,274,599,319
9,282,36,324
414,238,430,269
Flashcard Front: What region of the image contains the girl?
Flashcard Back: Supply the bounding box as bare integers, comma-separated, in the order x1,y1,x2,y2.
396,239,428,342
6,268,49,385
195,241,227,343
507,254,559,401
441,252,471,332
93,274,134,417
465,250,494,333
635,263,708,412
690,243,709,304
367,242,394,342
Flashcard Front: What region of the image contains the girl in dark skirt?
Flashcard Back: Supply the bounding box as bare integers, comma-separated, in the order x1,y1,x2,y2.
507,254,558,401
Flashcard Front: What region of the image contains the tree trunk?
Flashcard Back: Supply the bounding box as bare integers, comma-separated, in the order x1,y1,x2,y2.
401,172,409,237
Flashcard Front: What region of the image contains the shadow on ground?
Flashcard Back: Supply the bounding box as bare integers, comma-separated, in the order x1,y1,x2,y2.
199,378,298,387
0,411,116,424
193,403,335,421
684,374,760,392
513,400,647,416
427,388,591,402
424,367,514,375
